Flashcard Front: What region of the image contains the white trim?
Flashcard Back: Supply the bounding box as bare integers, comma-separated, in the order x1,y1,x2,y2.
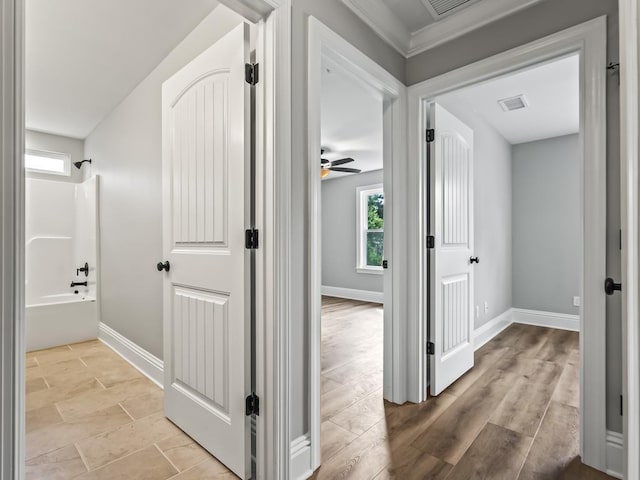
619,0,640,478
472,308,580,352
606,430,624,479
356,183,384,271
307,16,408,474
290,435,312,480
355,267,383,275
407,0,543,57
98,322,164,388
321,286,384,304
407,17,608,471
340,0,411,56
340,0,545,58
473,309,512,351
512,308,580,332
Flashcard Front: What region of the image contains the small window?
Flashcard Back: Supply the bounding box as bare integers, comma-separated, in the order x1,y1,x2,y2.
25,149,70,176
356,184,384,273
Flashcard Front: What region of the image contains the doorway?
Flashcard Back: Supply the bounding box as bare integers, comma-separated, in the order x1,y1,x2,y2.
408,17,610,473
317,52,386,467
15,1,291,479
307,17,407,472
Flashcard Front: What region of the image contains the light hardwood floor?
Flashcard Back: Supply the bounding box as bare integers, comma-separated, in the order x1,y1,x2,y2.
314,296,616,480
25,340,235,479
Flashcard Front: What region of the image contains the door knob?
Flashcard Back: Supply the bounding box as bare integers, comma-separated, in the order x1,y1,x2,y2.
604,277,621,295
470,257,480,264
157,261,170,272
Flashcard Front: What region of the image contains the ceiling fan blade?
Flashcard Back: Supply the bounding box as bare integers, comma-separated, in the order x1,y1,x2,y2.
329,157,354,166
329,167,361,173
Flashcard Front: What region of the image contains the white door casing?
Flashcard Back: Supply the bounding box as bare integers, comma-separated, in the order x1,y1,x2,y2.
161,23,251,479
429,103,475,396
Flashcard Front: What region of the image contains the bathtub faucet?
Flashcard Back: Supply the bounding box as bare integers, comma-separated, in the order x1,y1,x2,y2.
70,281,88,287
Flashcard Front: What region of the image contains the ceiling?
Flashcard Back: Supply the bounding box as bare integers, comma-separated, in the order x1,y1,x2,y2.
341,0,544,57
321,57,383,180
26,0,219,139
439,54,579,145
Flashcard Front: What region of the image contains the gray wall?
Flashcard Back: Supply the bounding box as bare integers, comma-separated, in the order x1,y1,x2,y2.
437,99,513,330
321,170,384,293
25,130,85,183
406,0,622,433
290,0,406,438
512,135,580,315
83,5,244,359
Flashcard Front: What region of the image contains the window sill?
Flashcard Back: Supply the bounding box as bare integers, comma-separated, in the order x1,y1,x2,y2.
356,267,383,275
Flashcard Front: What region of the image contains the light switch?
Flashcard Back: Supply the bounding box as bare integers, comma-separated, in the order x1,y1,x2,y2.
573,296,581,307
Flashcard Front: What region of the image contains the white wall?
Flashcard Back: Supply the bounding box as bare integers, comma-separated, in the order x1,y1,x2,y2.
83,5,244,359
437,98,513,330
321,169,384,294
25,129,85,183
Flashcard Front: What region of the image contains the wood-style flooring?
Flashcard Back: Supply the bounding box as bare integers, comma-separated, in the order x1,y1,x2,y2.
25,340,235,480
314,296,616,480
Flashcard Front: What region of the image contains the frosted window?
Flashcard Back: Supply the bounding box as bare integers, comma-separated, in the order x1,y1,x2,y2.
25,150,70,176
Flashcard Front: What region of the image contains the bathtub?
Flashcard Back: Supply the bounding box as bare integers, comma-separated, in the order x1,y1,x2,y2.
26,294,98,352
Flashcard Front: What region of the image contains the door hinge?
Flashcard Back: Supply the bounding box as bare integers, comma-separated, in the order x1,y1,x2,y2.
382,260,388,269
621,394,624,416
426,235,435,249
245,63,259,85
427,342,435,355
426,129,435,143
245,229,259,249
245,392,260,416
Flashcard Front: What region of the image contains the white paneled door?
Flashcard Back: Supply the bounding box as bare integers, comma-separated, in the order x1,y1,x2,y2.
161,23,251,479
429,103,475,396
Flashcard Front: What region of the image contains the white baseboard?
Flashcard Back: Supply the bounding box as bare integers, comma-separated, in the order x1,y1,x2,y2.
291,434,313,480
606,430,624,479
473,309,513,351
473,307,580,350
98,322,164,389
321,285,383,303
511,308,580,332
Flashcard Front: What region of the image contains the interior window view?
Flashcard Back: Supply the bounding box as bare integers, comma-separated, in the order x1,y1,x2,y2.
3,0,636,479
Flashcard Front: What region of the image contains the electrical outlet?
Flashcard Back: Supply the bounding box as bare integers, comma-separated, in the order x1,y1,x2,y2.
484,301,489,314
573,296,581,307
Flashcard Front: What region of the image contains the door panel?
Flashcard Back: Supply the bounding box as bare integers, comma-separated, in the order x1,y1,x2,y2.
429,103,475,396
161,23,250,479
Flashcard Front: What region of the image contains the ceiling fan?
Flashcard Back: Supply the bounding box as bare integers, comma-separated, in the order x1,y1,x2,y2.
320,149,362,179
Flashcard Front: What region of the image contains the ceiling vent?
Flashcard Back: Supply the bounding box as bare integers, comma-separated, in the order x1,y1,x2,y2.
421,0,480,18
498,94,528,112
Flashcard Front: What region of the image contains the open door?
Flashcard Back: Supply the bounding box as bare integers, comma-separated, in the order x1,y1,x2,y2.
161,23,251,478
429,103,475,396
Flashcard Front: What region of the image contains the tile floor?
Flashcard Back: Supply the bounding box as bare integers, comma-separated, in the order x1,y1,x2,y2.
25,340,236,480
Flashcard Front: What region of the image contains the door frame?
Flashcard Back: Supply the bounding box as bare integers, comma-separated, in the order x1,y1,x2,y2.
0,0,292,478
307,17,408,471
407,16,609,471
619,1,640,478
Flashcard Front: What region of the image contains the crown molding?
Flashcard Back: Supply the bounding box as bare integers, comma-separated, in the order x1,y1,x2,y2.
341,0,411,55
342,0,544,58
